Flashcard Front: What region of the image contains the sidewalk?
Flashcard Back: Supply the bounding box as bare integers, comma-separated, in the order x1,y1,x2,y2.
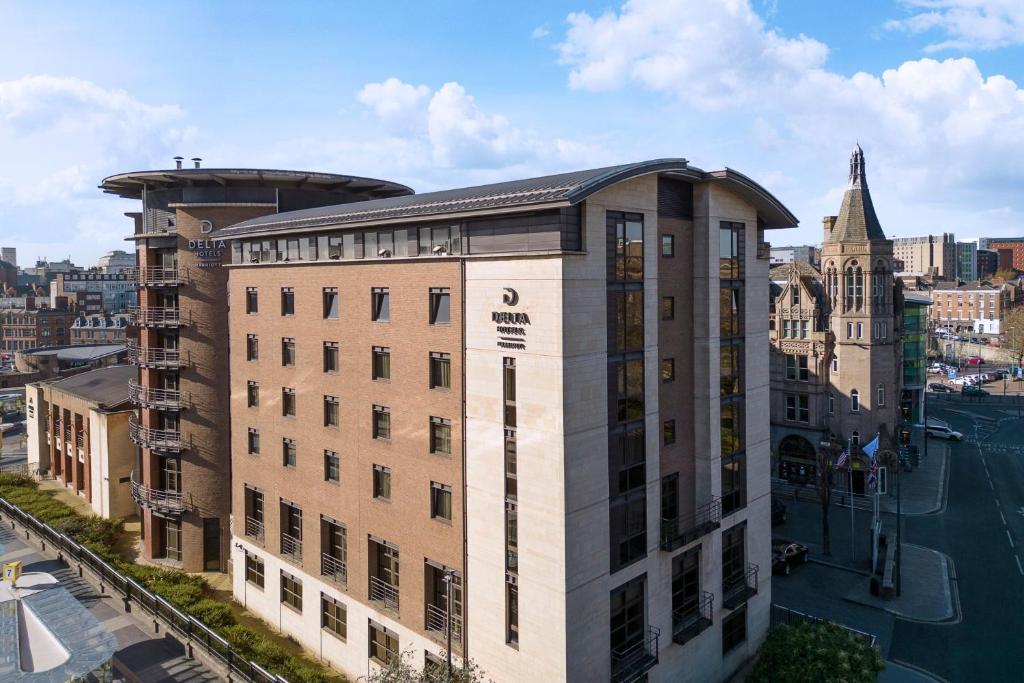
844,544,957,622
881,660,948,683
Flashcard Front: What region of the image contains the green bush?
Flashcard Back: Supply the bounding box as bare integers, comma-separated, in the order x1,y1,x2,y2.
189,599,236,629
749,621,885,683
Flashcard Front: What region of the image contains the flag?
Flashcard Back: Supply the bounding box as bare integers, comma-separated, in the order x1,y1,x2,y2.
862,433,880,462
833,449,848,470
867,461,878,489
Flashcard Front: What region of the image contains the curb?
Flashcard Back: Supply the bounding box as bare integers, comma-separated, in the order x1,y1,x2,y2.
807,557,872,576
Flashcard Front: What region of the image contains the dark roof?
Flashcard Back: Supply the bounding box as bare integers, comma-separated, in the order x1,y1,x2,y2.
214,159,799,238
826,145,886,243
49,364,134,409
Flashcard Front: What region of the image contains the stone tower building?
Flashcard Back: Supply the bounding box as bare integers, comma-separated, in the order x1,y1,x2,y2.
821,145,901,454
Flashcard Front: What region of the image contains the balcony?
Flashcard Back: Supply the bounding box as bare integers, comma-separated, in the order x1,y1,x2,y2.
128,415,184,452
130,472,184,515
661,498,722,551
321,553,348,586
127,342,183,369
280,533,303,565
129,380,184,410
425,603,463,645
244,516,264,544
611,626,660,683
723,563,759,610
369,575,400,612
127,266,186,287
128,306,182,328
672,592,714,646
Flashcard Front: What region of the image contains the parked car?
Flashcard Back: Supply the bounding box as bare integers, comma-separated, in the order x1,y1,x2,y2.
772,539,809,576
928,382,953,392
966,356,984,365
963,384,990,397
926,423,963,440
771,497,787,526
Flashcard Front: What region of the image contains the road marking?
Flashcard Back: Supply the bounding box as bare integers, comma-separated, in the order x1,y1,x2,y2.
1000,510,1008,525
989,479,995,491
1017,555,1024,577
1007,530,1016,549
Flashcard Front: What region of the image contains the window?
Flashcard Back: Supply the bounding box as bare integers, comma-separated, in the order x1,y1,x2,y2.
247,428,260,455
785,395,809,423
429,288,451,325
323,288,339,320
661,234,674,257
720,401,743,456
722,453,746,515
661,296,675,321
282,388,296,417
246,287,258,314
720,285,742,337
615,359,645,423
503,358,517,427
785,354,809,381
851,389,860,412
246,334,258,361
373,464,391,500
430,482,452,521
317,450,337,485
828,393,835,415
800,320,809,338
430,352,451,389
321,594,346,640
857,322,863,339
372,287,390,322
373,405,391,440
661,474,679,526
506,580,519,646
831,357,839,373
610,494,646,570
281,338,295,367
663,419,676,445
430,417,452,455
315,343,337,375
722,605,747,654
791,287,800,306
781,319,790,338
372,346,391,380
281,287,294,316
609,212,644,281
280,571,303,612
611,290,644,352
877,383,885,406
369,622,399,667
282,438,296,468
247,381,259,407
722,522,746,596
323,395,339,428
847,322,853,339
610,576,646,676
851,431,860,447
245,553,264,588
661,358,675,382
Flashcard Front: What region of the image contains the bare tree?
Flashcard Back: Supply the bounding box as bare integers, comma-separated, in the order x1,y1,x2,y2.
815,442,839,557
1002,307,1024,370
368,649,493,683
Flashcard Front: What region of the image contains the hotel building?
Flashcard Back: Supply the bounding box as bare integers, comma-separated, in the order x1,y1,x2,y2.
217,159,796,682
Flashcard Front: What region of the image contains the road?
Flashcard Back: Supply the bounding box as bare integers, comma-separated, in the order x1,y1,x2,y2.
0,418,28,472
889,404,1024,682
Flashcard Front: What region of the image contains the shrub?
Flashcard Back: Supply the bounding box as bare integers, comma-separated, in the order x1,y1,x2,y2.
189,599,235,629
749,621,885,683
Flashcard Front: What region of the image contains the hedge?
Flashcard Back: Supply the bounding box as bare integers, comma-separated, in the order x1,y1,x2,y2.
0,473,339,683
749,621,885,683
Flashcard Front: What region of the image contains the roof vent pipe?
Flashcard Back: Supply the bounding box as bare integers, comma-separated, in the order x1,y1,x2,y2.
192,157,202,169
173,156,183,169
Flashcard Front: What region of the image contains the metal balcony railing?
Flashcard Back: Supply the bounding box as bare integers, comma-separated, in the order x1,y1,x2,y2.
129,380,183,410
425,602,463,644
661,497,722,551
127,266,186,287
321,553,348,586
611,626,660,683
280,533,302,564
130,472,184,515
75,432,84,449
672,591,714,645
244,516,264,544
369,575,400,611
126,342,183,368
128,415,184,452
723,563,759,610
128,306,182,327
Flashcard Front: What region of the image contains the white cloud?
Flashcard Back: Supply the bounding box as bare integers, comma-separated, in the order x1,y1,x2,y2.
885,1,1024,51
531,24,550,39
355,77,431,134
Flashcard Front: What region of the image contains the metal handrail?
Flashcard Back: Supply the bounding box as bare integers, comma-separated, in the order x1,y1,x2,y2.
244,517,264,543
280,533,302,563
611,625,660,683
129,380,183,409
661,497,722,551
425,602,463,643
126,342,183,368
128,306,181,326
321,553,347,585
672,591,714,644
127,266,186,286
723,563,759,608
128,415,184,451
369,575,399,611
130,471,184,513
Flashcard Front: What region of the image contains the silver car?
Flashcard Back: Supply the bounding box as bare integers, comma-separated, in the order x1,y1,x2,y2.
926,423,963,441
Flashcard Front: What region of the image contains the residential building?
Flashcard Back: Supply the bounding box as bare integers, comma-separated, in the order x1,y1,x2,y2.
901,292,930,424
929,281,1012,334
977,249,999,278
956,241,976,282
97,250,136,274
0,307,76,353
770,145,902,495
979,238,1024,272
71,313,130,345
891,233,956,277
101,161,412,572
24,365,136,518
219,159,795,682
51,271,137,313
769,245,820,269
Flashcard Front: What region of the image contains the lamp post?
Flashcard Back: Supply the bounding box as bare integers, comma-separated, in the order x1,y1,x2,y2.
443,569,454,683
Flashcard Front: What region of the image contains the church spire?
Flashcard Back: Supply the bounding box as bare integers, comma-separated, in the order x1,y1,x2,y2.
849,143,867,188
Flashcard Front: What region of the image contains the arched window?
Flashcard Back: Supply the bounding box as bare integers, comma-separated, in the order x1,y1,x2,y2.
851,389,860,412
872,267,882,303
845,267,855,300
854,267,864,308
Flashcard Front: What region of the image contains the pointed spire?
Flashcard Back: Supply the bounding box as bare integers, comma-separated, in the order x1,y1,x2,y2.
848,143,867,188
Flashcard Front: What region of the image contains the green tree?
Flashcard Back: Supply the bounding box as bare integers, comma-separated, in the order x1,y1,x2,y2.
1002,307,1024,370
749,621,884,683
367,649,492,683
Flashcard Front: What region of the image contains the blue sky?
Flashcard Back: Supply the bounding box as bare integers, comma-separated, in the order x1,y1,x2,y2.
1,0,1022,264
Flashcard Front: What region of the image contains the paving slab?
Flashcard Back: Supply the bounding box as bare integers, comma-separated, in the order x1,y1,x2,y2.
844,544,956,622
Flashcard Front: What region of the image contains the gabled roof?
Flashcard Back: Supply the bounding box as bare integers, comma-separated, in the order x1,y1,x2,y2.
825,144,886,243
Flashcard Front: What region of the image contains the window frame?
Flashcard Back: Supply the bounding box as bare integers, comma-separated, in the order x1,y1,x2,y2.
429,287,451,325
371,287,390,322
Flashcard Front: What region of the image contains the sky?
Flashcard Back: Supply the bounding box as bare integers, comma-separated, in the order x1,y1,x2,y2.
0,0,1022,265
